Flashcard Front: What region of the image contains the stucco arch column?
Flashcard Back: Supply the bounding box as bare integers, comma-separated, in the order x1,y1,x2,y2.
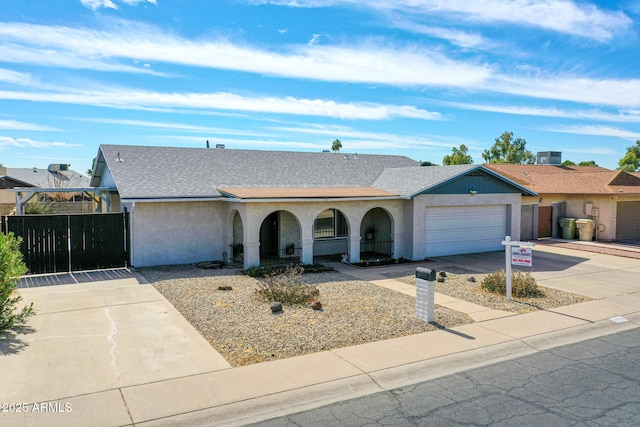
300,218,314,265
349,234,361,263
348,215,362,263
243,206,262,269
393,232,404,259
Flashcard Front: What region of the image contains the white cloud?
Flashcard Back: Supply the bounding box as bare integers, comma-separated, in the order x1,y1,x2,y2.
0,120,61,131
2,20,639,108
0,67,33,86
308,34,321,45
490,75,640,108
252,0,632,41
82,118,266,136
0,88,444,121
80,0,156,10
81,0,118,10
0,45,164,75
266,123,459,149
389,19,490,49
0,136,79,148
541,125,640,139
444,102,640,123
0,21,492,87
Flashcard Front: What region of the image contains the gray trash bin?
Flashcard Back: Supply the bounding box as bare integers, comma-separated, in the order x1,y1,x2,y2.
576,219,595,241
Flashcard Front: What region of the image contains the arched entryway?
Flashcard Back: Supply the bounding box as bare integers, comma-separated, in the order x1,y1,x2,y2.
259,210,301,265
360,207,393,260
230,210,244,263
312,208,349,262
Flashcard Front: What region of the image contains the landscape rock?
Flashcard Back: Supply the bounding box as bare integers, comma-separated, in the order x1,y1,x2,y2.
270,302,283,313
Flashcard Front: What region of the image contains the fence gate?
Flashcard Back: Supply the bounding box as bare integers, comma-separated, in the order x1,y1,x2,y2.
1,213,129,275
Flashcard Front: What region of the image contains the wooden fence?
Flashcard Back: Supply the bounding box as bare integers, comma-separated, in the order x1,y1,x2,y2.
1,213,129,274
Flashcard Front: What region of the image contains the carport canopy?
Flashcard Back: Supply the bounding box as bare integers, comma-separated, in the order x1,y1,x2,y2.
12,186,114,214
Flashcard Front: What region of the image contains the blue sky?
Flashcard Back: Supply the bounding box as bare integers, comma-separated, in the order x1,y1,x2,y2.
1,0,639,174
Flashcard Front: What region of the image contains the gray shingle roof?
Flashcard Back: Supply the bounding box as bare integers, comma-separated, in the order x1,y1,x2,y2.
4,166,89,188
373,164,479,197
374,164,537,197
93,145,420,199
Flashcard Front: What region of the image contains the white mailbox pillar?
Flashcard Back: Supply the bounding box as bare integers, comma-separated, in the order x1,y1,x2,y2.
416,267,437,323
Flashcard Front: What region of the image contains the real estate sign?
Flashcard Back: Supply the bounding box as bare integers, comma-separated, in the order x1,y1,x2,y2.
511,246,532,267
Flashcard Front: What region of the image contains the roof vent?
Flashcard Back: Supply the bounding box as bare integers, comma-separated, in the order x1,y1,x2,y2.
537,151,562,165
215,144,225,149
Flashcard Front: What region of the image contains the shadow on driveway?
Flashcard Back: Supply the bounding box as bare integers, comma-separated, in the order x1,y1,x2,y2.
0,325,36,356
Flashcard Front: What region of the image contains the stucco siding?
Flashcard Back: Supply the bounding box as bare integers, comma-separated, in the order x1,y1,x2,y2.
131,201,226,267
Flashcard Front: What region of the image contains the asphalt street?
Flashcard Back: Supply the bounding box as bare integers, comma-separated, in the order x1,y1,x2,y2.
252,327,640,426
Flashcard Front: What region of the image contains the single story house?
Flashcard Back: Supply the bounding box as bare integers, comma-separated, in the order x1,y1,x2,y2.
90,144,536,269
485,163,640,241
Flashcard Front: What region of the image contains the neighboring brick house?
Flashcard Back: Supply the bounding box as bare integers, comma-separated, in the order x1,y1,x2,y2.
90,144,536,269
485,164,640,242
0,164,90,214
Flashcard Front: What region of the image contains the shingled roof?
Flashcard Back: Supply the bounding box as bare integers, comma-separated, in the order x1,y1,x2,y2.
1,165,89,188
92,145,419,199
373,164,536,197
484,164,640,195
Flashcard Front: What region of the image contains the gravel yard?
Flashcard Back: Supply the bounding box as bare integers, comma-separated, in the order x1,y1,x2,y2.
139,265,473,367
382,266,593,313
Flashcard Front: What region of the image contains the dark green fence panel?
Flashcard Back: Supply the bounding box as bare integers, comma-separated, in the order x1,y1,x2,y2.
70,213,127,271
6,215,70,274
2,213,129,274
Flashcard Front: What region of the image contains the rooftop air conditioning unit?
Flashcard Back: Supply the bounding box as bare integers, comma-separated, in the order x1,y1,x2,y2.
48,163,69,172
536,151,562,165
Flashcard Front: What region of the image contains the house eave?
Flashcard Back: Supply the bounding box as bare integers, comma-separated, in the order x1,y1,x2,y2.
219,196,405,203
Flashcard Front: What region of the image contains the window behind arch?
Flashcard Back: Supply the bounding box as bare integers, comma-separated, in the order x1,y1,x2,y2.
314,209,348,239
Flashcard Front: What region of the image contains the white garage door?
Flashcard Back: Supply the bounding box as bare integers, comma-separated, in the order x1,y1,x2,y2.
425,205,507,257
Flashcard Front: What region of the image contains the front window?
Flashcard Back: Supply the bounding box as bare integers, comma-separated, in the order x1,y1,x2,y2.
314,209,348,239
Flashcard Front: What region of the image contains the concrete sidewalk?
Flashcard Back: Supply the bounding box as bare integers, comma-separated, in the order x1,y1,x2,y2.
2,245,640,426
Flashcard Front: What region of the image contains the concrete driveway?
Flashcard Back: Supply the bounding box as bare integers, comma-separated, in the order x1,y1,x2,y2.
0,276,230,426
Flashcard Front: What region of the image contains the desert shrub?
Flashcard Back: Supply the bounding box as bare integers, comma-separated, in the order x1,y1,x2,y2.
1,233,35,331
246,264,333,278
24,199,56,215
255,265,320,305
481,269,545,298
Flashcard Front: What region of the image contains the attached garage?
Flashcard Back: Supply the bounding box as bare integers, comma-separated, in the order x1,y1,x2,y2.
424,205,507,257
616,201,640,241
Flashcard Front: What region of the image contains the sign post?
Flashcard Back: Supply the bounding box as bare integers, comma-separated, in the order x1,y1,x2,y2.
501,236,535,301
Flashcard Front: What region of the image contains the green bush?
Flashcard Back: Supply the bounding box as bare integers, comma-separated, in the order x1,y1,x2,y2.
24,199,56,215
481,269,545,298
1,233,35,331
255,265,320,305
246,263,333,278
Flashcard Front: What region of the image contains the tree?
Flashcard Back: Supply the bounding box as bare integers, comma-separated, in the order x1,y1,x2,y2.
578,160,598,167
419,161,437,166
0,233,34,331
331,139,342,153
442,144,473,165
482,131,535,164
562,160,576,166
618,140,640,172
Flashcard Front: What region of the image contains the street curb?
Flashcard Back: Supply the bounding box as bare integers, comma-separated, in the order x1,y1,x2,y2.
127,313,640,426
